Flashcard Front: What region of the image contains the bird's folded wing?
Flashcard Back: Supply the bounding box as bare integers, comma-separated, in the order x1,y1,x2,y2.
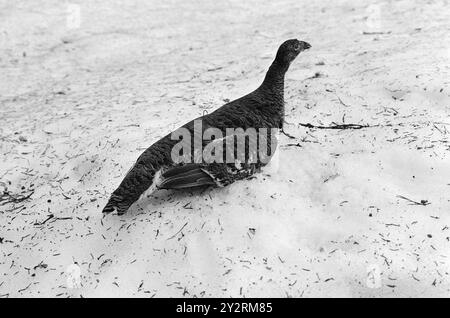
157,164,216,189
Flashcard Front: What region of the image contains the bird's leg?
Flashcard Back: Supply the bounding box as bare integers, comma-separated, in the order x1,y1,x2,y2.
283,119,295,126
279,119,299,139
280,128,296,139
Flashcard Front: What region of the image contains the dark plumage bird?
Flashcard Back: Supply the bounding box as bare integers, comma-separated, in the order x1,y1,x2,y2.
103,39,311,215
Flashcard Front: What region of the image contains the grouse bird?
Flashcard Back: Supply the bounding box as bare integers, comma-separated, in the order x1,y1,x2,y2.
103,39,311,215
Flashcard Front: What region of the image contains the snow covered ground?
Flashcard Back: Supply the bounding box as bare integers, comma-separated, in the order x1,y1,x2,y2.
0,0,449,298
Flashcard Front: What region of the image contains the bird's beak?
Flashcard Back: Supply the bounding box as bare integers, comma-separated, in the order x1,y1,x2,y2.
303,42,311,50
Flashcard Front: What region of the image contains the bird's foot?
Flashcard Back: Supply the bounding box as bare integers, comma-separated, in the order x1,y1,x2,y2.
280,128,297,139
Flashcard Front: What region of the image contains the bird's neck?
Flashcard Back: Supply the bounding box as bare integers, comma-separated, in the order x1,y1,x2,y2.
258,59,289,97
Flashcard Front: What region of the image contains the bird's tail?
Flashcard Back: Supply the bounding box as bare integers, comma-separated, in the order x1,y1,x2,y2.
102,144,164,215
102,194,129,215
102,199,116,214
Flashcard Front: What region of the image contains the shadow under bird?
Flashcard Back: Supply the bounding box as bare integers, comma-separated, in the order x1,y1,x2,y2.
103,39,311,215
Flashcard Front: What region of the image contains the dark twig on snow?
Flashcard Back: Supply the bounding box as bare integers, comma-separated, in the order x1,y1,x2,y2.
362,31,392,35
282,143,302,148
0,190,34,206
167,222,188,240
298,122,375,130
17,283,32,293
397,195,430,206
336,95,351,107
304,72,323,80
34,214,54,226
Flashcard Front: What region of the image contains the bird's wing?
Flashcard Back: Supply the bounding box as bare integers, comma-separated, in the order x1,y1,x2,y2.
157,164,216,189
157,130,276,189
157,133,235,190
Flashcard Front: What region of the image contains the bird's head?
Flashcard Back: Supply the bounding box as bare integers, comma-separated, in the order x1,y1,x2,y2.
275,39,311,65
